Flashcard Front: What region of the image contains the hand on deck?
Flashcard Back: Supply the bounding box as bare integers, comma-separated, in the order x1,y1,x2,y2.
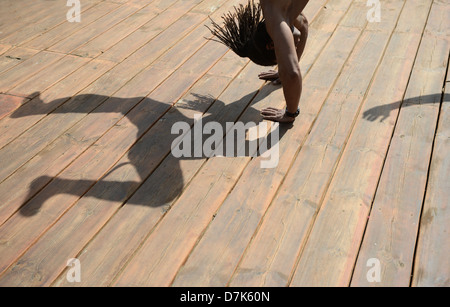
258,70,282,85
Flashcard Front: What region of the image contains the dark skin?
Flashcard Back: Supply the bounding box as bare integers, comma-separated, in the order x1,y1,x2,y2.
258,0,309,123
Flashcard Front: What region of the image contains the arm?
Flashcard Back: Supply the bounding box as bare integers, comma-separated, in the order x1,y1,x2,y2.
261,15,303,122
258,14,308,86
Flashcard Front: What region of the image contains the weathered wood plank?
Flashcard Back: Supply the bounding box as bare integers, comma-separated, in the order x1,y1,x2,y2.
302,0,328,23
0,0,234,226
412,65,450,287
0,51,64,93
0,2,233,232
0,60,116,225
0,0,99,41
52,54,249,287
0,11,207,185
231,30,393,287
126,87,306,287
230,0,412,287
351,0,449,287
0,37,228,286
191,0,235,14
0,94,28,121
96,0,203,63
0,0,101,46
0,3,206,149
0,47,40,75
0,45,12,56
0,59,115,150
48,4,144,54
23,1,122,50
0,0,445,288
7,55,90,98
171,16,367,290
288,0,442,287
51,0,331,287
70,4,161,58
300,0,355,75
225,0,373,288
0,0,48,30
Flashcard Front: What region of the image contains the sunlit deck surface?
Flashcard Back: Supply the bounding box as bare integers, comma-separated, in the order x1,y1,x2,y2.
0,0,448,287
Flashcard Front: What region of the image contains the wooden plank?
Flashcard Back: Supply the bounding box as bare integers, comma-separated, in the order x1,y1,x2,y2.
23,1,122,50
110,1,350,287
338,0,370,29
0,0,87,34
230,26,395,287
0,45,12,55
70,4,161,58
0,59,114,150
170,19,366,290
0,0,233,225
7,55,90,98
48,4,144,54
0,0,93,40
221,0,407,287
412,68,450,287
0,0,326,286
0,11,207,185
288,0,443,287
167,119,303,286
52,0,331,287
0,51,65,93
0,0,101,46
96,0,202,63
134,0,348,288
52,54,249,287
114,72,288,288
2,0,444,289
191,0,235,14
0,47,40,75
300,0,354,75
0,2,231,230
0,37,229,286
0,0,45,28
0,4,206,148
0,94,28,121
351,0,449,287
118,93,301,287
0,59,116,225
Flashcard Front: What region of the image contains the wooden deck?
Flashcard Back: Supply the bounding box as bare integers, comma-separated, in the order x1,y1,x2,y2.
0,0,448,287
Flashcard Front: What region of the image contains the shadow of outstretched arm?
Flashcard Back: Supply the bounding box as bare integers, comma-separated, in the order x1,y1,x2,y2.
363,93,448,122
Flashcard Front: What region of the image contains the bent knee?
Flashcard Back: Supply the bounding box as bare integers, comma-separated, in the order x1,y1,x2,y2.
298,13,309,32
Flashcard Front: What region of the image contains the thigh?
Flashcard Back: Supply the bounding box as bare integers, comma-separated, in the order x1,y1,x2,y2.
289,0,309,20
261,1,300,75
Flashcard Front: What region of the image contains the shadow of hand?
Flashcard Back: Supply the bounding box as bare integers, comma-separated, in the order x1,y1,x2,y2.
363,101,402,122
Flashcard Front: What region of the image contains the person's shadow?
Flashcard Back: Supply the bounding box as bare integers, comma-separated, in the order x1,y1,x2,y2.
363,93,449,122
11,84,290,217
11,87,447,217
